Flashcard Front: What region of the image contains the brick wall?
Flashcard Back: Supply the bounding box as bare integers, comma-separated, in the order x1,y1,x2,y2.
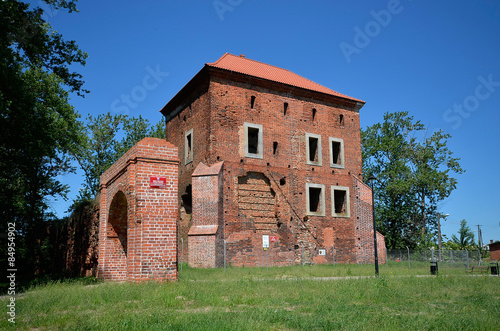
188,162,224,268
353,176,386,264
165,69,379,267
99,137,179,281
490,242,500,261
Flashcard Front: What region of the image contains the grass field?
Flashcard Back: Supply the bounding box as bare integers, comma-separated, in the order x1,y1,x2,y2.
2,263,499,330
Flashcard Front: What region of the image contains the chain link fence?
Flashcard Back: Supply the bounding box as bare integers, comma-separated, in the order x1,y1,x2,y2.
385,248,484,269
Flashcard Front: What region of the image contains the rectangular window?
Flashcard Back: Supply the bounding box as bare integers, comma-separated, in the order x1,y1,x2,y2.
306,133,322,166
244,123,263,159
185,129,193,164
331,186,350,218
306,183,325,216
329,137,344,168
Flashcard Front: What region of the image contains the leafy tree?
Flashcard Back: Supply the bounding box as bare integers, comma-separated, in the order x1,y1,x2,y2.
362,112,464,249
73,113,164,200
451,219,475,250
0,0,87,275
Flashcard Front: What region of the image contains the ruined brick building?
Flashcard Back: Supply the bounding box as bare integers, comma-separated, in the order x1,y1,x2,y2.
161,53,385,268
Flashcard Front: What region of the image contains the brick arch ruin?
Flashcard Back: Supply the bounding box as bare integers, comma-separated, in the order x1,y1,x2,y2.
98,138,179,281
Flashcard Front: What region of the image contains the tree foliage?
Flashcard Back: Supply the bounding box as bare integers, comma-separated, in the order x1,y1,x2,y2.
362,111,464,249
450,219,476,250
0,0,87,274
73,113,164,200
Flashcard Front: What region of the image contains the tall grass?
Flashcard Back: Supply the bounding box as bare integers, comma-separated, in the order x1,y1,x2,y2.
2,264,499,330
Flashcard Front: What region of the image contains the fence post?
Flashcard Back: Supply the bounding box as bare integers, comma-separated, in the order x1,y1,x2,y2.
478,249,481,266
386,247,389,268
360,245,363,266
450,250,453,268
302,245,304,267
332,244,335,267
180,238,184,273
431,248,434,262
466,249,469,269
406,246,410,269
223,239,226,272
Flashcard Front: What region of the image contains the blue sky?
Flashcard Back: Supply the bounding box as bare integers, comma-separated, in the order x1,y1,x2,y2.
36,0,500,243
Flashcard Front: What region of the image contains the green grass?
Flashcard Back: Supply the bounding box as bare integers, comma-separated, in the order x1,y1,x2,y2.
2,264,499,330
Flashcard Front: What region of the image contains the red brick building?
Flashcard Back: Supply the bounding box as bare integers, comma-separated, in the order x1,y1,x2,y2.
161,53,385,268
489,240,500,261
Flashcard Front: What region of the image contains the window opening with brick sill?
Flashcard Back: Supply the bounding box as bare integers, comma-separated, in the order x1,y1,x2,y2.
329,137,344,168
306,183,325,216
306,133,322,166
244,123,263,159
331,186,350,218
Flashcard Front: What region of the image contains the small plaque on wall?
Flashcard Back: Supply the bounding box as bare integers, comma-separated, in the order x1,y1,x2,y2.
318,249,326,256
150,176,167,189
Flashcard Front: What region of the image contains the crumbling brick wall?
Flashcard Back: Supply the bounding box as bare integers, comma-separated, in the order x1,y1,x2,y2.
165,62,383,268
188,162,224,268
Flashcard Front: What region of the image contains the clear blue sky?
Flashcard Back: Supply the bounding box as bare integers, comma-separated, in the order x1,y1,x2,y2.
36,0,500,243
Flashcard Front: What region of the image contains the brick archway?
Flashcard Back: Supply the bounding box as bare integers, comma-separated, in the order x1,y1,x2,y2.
98,138,179,281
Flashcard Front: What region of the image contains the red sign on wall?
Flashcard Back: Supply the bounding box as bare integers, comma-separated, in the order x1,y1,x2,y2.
150,176,167,189
270,236,277,242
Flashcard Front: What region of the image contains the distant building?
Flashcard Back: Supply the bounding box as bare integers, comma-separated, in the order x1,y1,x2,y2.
160,53,385,268
489,240,500,261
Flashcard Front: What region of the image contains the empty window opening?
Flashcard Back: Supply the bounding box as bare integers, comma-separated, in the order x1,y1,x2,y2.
306,183,324,216
339,114,344,126
244,123,263,159
309,187,322,213
294,244,299,250
306,133,322,166
312,108,317,120
329,137,344,168
331,141,342,165
284,102,288,115
247,127,259,154
331,186,350,217
250,95,256,109
273,141,278,155
333,190,346,214
185,129,193,164
186,134,192,158
309,137,319,163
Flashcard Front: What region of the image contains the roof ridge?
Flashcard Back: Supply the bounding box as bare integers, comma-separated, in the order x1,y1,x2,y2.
205,53,364,104
207,52,295,73
206,52,230,66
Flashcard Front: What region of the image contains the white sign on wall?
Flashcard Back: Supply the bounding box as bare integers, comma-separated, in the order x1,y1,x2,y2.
262,235,269,248
318,249,326,256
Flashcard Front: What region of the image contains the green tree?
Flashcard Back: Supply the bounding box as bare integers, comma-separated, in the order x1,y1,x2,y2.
73,113,164,200
0,0,87,275
451,219,475,250
362,111,464,249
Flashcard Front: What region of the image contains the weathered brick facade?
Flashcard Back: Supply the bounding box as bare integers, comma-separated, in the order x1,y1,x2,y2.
188,162,224,268
162,53,385,267
98,138,179,281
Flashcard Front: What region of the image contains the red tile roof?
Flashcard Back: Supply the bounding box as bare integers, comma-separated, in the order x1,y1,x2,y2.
207,53,364,103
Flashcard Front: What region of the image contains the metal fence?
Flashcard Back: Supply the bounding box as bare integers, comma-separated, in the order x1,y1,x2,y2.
386,248,484,269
